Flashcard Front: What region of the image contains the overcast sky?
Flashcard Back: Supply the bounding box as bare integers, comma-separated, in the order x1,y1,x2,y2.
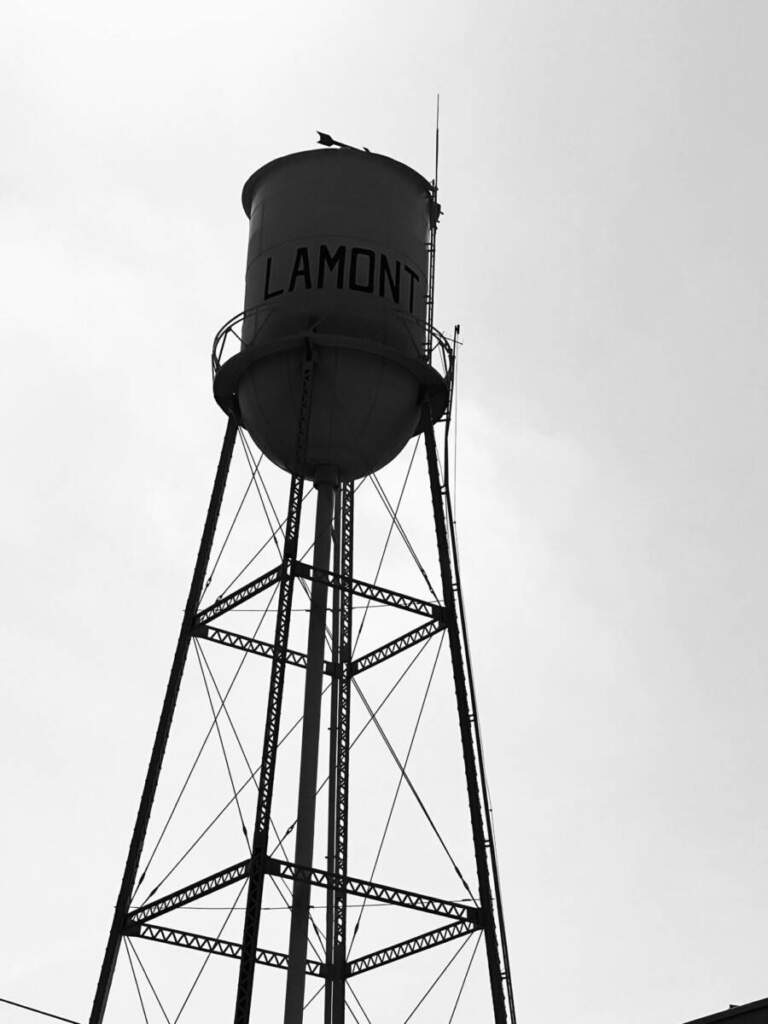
2,2,768,1023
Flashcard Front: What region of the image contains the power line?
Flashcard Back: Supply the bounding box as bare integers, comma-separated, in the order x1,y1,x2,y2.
0,997,80,1024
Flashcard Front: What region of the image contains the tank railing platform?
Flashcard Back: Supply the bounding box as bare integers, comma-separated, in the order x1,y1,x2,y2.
211,303,456,382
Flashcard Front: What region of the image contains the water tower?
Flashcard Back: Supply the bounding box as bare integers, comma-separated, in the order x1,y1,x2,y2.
89,142,516,1023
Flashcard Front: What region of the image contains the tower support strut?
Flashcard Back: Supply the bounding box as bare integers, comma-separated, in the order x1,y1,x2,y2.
424,412,515,1024
284,476,335,1023
89,416,238,1024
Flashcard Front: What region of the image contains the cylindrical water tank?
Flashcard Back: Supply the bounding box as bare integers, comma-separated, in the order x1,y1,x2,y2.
213,148,447,482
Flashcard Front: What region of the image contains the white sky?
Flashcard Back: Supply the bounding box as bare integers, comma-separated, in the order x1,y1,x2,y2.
2,2,768,1023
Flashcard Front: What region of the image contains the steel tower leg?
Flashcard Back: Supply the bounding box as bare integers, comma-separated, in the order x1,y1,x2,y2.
234,350,316,1024
423,415,512,1024
324,488,342,1024
325,482,353,1023
233,471,305,1024
283,475,336,1023
89,416,238,1024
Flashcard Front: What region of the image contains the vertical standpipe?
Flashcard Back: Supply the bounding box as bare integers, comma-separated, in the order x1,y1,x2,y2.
284,475,336,1022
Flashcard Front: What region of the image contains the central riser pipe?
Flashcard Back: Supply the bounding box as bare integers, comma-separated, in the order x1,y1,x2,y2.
284,480,335,1023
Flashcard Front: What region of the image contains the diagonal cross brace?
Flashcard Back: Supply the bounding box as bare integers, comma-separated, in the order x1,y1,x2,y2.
130,922,325,976
128,918,477,980
128,861,250,924
128,857,478,925
131,925,481,978
266,857,479,923
351,618,446,674
196,566,282,625
196,612,444,678
193,623,334,676
346,918,480,977
294,562,443,620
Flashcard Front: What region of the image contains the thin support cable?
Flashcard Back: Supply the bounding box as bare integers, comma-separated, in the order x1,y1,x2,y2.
195,642,258,783
350,667,477,906
0,999,80,1024
401,933,473,1024
215,514,286,597
241,433,338,580
266,872,331,982
189,648,359,1016
370,471,438,601
139,653,289,900
347,989,371,1024
255,450,365,562
173,880,248,1023
215,454,309,597
345,1004,363,1024
348,633,445,955
125,941,151,1024
127,938,172,1024
201,466,259,602
351,440,420,657
194,637,328,894
238,431,284,561
448,932,482,1024
269,638,435,854
193,639,251,852
254,461,290,548
317,483,463,934
279,464,469,904
303,983,324,1011
134,588,281,902
256,872,369,1024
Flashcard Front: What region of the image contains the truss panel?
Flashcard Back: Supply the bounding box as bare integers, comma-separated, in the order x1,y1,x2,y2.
196,566,282,625
351,619,445,674
132,923,325,976
346,918,479,977
295,561,443,620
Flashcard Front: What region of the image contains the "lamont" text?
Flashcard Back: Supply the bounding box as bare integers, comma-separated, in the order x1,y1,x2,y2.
263,244,422,314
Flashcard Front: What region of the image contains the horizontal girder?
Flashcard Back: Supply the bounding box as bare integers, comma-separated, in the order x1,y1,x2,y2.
193,623,334,676
195,621,442,678
195,563,443,631
346,918,479,976
129,858,477,926
196,566,282,625
294,562,443,620
351,619,445,674
127,918,478,980
129,922,325,976
265,857,479,923
129,861,250,924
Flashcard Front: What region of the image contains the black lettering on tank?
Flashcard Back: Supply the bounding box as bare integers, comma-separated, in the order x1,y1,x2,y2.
288,247,312,291
403,265,420,314
349,247,375,292
317,244,346,288
264,256,284,299
378,254,401,303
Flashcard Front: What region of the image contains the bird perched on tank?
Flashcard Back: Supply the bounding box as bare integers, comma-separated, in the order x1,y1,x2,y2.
317,130,370,152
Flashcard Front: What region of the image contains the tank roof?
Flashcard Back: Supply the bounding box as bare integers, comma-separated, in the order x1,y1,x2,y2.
241,148,433,216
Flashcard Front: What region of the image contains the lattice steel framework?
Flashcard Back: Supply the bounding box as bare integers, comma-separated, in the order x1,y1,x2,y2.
89,352,516,1021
